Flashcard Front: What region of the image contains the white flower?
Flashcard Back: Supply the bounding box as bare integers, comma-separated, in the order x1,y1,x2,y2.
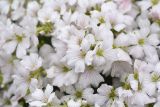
2,24,30,58
1,0,160,106
127,71,156,106
95,84,126,107
46,63,78,87
20,16,38,47
62,84,94,103
29,84,60,107
65,29,87,73
20,53,42,71
38,7,60,23
79,65,104,87
128,29,159,61
12,63,39,100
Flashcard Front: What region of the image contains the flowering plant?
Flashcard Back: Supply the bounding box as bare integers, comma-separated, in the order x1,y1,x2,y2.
0,0,160,107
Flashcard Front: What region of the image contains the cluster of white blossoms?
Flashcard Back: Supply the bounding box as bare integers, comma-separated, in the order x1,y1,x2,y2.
0,0,160,107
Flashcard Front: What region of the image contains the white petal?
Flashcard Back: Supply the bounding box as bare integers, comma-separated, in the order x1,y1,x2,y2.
75,60,85,73
44,84,53,97
137,18,150,28
85,51,94,65
52,74,65,87
79,71,104,87
134,59,154,73
97,84,112,96
67,99,81,107
64,71,78,86
114,33,130,47
16,44,26,58
20,55,32,70
48,93,55,103
83,88,94,100
46,66,55,78
140,27,150,38
130,80,138,91
137,1,151,11
81,38,90,51
143,82,156,96
102,30,113,49
68,0,77,6
129,46,144,59
20,37,30,49
114,24,126,32
30,53,42,70
117,87,133,98
147,34,159,46
143,45,159,64
2,40,17,54
93,94,106,106
155,62,160,73
93,56,106,66
131,92,155,106
31,89,44,101
115,48,132,64
30,78,38,92
39,44,54,58
29,101,46,107
85,34,95,45
79,72,90,88
151,23,160,33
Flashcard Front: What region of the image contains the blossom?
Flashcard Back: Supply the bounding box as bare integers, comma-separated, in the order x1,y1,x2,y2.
1,0,160,106
29,84,60,107
46,62,78,87
2,24,30,58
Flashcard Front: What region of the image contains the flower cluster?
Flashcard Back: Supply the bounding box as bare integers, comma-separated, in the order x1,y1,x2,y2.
0,0,160,107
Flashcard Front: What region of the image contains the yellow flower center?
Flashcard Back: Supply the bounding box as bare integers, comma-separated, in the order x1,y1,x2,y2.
36,22,53,35
138,39,145,45
96,48,104,56
16,35,23,43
